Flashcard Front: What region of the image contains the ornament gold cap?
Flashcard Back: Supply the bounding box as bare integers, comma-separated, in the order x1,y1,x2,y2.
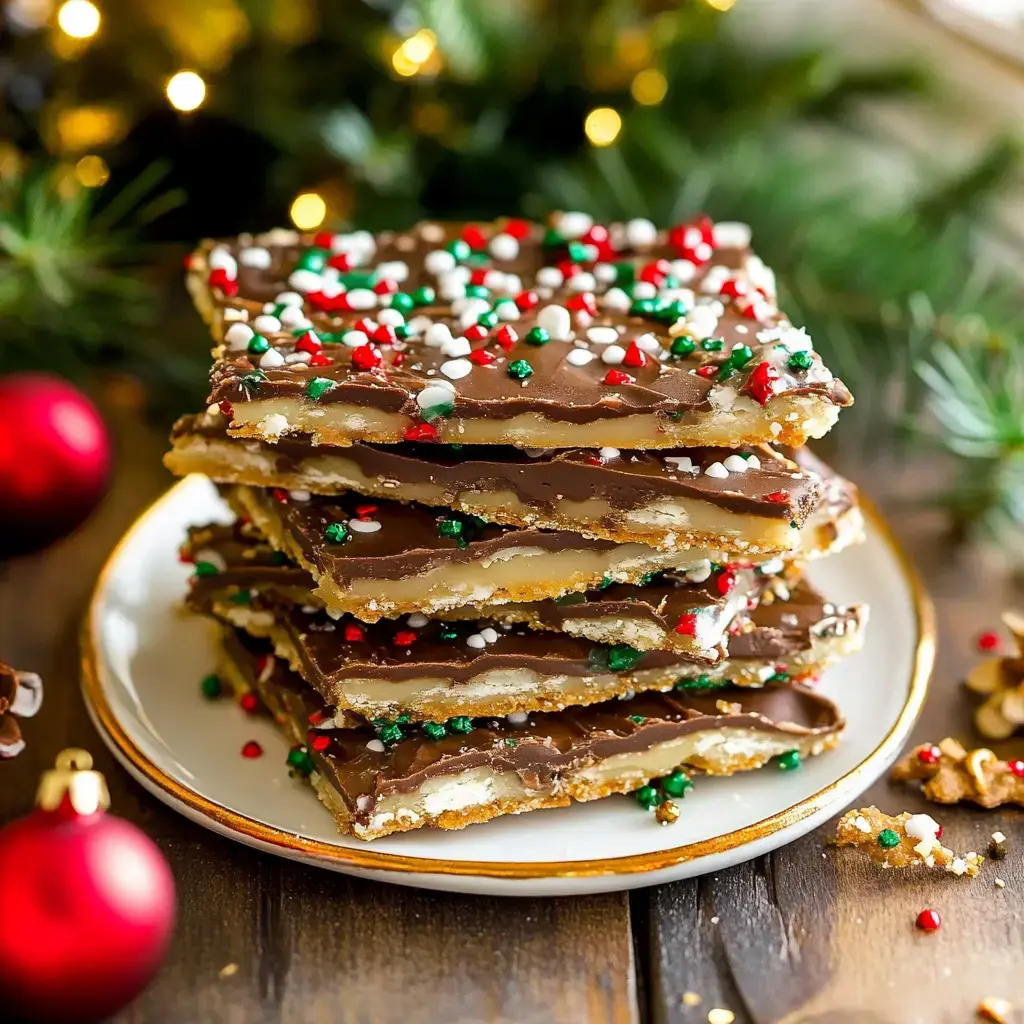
36,748,110,815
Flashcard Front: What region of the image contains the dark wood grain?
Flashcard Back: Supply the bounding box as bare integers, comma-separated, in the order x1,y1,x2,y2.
0,400,638,1024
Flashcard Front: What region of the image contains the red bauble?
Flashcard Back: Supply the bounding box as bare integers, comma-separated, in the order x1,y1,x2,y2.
0,750,175,1023
0,373,112,558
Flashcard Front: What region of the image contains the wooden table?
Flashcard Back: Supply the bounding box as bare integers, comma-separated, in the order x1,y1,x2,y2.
2,407,1021,1024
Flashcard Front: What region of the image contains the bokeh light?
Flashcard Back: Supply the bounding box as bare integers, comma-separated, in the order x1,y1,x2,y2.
290,192,326,230
392,29,437,77
166,71,206,112
56,0,100,39
631,68,668,106
584,107,622,147
704,0,737,10
74,154,109,187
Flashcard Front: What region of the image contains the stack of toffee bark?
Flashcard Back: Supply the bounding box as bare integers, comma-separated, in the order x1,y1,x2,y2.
166,213,866,840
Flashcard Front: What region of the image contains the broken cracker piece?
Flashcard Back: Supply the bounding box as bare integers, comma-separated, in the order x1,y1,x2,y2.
836,806,982,877
967,611,1024,739
892,740,1024,809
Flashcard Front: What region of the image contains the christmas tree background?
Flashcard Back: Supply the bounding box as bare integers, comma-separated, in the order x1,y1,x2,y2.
1,0,1023,555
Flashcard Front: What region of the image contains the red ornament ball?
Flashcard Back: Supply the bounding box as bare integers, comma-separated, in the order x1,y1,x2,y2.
0,373,112,559
916,908,941,932
0,753,175,1023
976,630,1000,653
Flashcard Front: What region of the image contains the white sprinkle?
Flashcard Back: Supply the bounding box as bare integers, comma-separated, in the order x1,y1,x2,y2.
285,351,312,365
424,323,454,348
405,315,432,336
345,288,377,311
278,306,309,328
633,332,660,354
288,269,322,293
480,627,499,643
723,455,749,474
377,307,405,328
439,279,466,301
274,291,304,307
407,613,429,628
377,260,408,283
537,304,572,341
704,462,729,479
587,326,619,345
441,358,473,380
207,247,237,276
632,281,657,300
466,634,486,649
758,558,785,576
852,815,873,834
493,299,520,322
441,336,472,358
625,217,657,249
948,857,968,877
425,249,456,275
489,232,519,261
601,287,631,312
348,518,382,533
341,329,369,348
417,384,455,411
664,455,695,473
566,348,596,366
993,831,1007,844
712,221,752,249
536,266,563,289
507,711,529,725
239,246,272,270
601,345,626,365
288,489,311,502
684,306,719,339
252,314,281,334
259,413,288,438
458,298,491,329
554,211,593,239
567,272,596,293
684,560,712,583
223,323,255,350
259,348,285,369
670,259,697,283
757,324,812,352
746,455,761,470
904,814,941,840
599,447,620,462
365,739,386,753
594,262,617,284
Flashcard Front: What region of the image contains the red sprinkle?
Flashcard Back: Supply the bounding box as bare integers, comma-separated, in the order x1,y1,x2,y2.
372,277,398,296
977,631,1000,652
308,709,327,726
394,630,417,646
241,741,263,759
327,252,354,271
622,341,647,369
468,268,490,287
935,824,944,839
309,352,333,366
218,400,233,417
504,219,531,240
469,348,496,366
373,324,397,345
310,733,331,752
355,503,378,518
351,344,382,371
272,488,290,503
295,331,322,355
696,365,718,379
765,491,789,504
461,225,488,251
404,422,438,442
915,909,941,933
464,324,489,342
556,260,580,280
313,231,334,248
583,224,609,246
343,623,365,642
917,745,941,765
514,290,539,312
715,569,736,596
675,613,698,637
208,267,238,296
355,318,377,335
239,692,260,715
745,360,782,406
392,351,407,367
604,369,634,386
1009,760,1024,778
496,325,518,350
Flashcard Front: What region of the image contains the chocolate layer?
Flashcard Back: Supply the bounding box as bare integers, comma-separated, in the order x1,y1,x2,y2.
223,628,843,814
192,217,851,444
169,410,823,524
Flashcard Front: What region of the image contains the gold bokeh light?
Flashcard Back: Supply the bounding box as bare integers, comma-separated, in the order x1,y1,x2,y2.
631,68,668,106
584,107,622,147
290,192,327,231
166,71,206,112
57,0,100,38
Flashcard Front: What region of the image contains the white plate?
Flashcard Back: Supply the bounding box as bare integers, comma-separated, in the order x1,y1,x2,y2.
82,475,933,896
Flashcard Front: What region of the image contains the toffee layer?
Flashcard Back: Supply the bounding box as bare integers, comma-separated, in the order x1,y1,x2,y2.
220,628,845,840
167,410,827,553
191,216,851,450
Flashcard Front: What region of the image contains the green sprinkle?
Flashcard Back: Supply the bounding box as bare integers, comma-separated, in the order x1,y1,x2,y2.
306,377,336,401
788,350,813,371
730,344,754,367
504,738,518,748
247,335,270,356
239,370,265,393
200,674,222,700
670,336,696,357
422,721,447,741
324,522,349,544
412,286,436,306
607,644,643,672
877,828,901,849
660,770,693,798
635,785,661,810
477,310,499,329
465,283,490,299
508,359,533,380
438,625,460,640
525,326,550,346
567,240,589,262
717,364,735,381
629,714,646,725
675,674,727,692
700,338,724,352
286,746,315,777
640,572,658,585
630,298,657,317
396,713,411,724
448,715,473,734
598,574,615,590
768,671,790,684
542,227,564,247
390,292,415,315
296,247,329,273
229,589,252,605
193,561,219,578
437,517,463,540
613,261,635,286
420,401,454,422
378,722,404,745
777,750,802,771
340,271,374,289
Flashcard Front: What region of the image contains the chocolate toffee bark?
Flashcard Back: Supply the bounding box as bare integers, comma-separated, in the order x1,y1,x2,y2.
189,215,852,450
191,550,865,718
167,410,829,554
0,660,43,759
218,628,845,840
182,520,779,659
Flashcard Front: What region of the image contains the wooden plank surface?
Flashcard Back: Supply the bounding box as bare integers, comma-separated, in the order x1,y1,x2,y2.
0,403,638,1024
